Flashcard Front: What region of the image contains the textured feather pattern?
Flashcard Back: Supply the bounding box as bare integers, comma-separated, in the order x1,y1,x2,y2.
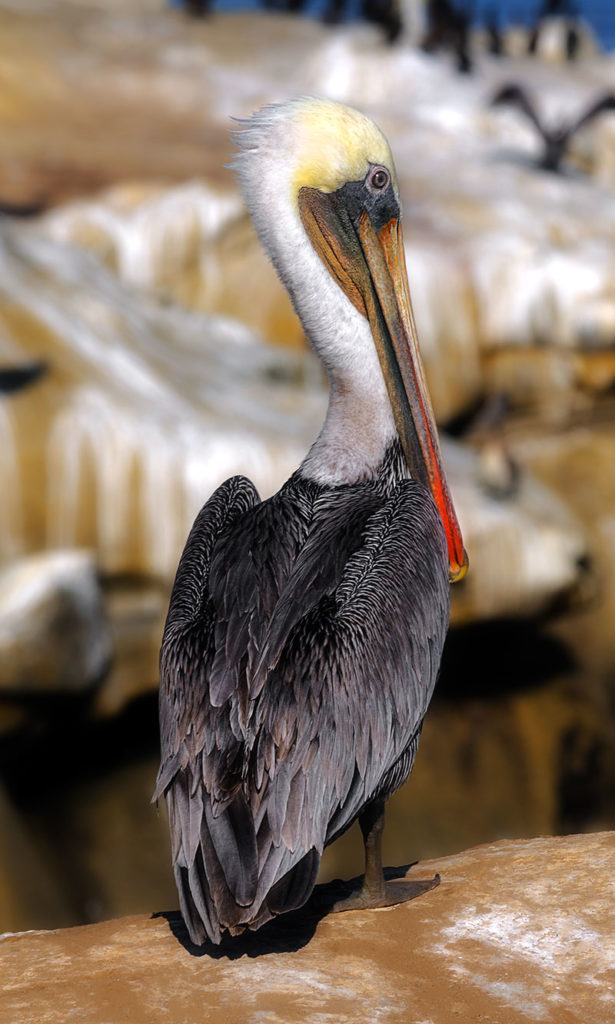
157,442,449,944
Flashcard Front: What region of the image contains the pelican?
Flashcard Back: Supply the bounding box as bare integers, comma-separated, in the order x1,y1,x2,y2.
155,97,467,945
491,84,615,173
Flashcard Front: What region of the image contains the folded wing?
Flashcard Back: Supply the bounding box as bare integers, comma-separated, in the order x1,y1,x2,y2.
157,475,449,944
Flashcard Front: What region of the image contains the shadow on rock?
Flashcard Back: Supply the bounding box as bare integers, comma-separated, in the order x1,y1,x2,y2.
153,863,414,958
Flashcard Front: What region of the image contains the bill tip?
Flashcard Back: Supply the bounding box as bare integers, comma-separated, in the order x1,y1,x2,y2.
449,549,469,584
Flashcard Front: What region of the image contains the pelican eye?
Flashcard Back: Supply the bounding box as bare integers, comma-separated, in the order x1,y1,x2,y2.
368,167,389,191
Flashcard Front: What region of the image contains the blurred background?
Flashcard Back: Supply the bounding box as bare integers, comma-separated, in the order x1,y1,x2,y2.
1,0,615,933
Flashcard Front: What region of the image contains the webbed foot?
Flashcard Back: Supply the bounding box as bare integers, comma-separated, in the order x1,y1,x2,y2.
331,872,440,913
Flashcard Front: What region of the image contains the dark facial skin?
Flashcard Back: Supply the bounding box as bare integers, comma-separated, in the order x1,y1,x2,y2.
332,165,400,233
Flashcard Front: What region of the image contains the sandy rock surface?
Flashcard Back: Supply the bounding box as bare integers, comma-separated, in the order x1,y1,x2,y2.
1,832,612,1024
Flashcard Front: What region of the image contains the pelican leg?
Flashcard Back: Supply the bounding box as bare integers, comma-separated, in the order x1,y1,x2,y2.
331,800,440,913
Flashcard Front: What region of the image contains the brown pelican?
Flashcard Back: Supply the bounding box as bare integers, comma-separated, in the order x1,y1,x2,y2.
491,84,615,173
155,97,467,945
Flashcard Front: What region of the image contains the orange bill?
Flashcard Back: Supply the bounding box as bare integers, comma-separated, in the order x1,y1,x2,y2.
359,212,468,582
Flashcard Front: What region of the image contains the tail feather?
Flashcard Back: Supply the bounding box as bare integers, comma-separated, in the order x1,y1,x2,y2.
167,776,323,943
266,848,320,915
174,859,218,945
204,793,258,907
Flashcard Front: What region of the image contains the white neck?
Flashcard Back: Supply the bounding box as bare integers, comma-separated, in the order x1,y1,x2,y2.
291,254,398,485
234,117,398,485
300,364,397,485
292,243,398,485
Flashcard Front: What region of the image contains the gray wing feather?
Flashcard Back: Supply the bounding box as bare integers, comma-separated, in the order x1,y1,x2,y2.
251,487,381,691
155,474,260,800
242,480,449,920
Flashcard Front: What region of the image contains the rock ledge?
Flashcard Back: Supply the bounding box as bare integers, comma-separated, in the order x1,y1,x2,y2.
1,833,612,1024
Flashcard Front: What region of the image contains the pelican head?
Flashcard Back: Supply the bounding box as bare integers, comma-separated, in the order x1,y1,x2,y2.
233,97,467,582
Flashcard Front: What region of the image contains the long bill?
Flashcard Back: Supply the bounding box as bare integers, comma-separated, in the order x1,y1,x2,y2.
298,187,468,583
